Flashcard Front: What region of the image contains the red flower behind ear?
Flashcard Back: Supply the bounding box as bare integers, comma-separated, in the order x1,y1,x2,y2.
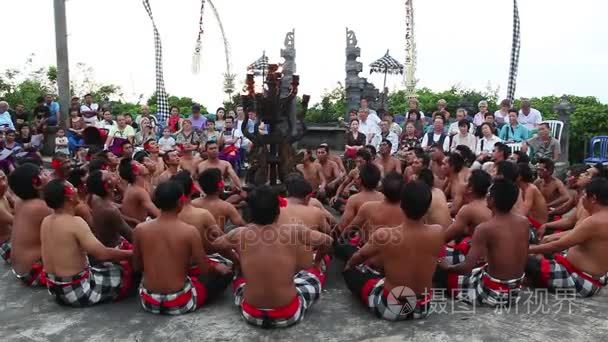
179,194,188,203
51,159,61,169
64,186,76,196
32,177,40,186
131,164,139,174
217,180,225,190
278,196,288,208
190,183,198,195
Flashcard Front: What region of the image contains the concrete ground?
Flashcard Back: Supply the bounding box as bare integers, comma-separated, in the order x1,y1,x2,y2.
2,260,608,342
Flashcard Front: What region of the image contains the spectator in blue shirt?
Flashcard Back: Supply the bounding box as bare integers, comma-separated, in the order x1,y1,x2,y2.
499,108,529,143
44,94,60,126
0,101,15,131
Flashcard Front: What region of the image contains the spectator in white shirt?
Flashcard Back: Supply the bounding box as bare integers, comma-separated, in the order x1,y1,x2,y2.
447,108,474,136
158,127,176,152
357,108,381,144
381,111,402,137
475,123,503,156
359,98,379,120
371,119,399,155
96,110,116,130
0,101,15,131
472,100,490,127
421,116,448,149
80,93,99,126
445,119,477,153
408,97,426,122
518,98,543,130
494,99,511,126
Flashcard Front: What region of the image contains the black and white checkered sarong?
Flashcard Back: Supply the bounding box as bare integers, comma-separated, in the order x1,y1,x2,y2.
448,265,524,307
0,239,10,263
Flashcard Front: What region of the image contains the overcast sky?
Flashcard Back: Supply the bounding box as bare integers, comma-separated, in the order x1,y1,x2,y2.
2,0,607,110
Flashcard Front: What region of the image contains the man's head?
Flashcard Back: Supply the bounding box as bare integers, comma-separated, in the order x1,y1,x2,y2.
191,104,201,117
433,116,445,133
225,116,234,130
412,150,430,173
520,99,531,115
5,129,16,142
302,148,315,163
358,108,369,122
153,180,186,213
566,164,589,189
492,142,510,162
454,145,475,167
316,145,329,162
495,160,519,182
379,139,392,156
583,178,608,213
359,163,381,190
170,170,196,198
487,179,519,214
537,158,554,179
98,150,119,166
84,93,93,104
285,173,313,201
455,108,467,121
538,122,551,139
383,112,394,124
45,94,53,104
382,172,404,203
205,141,219,159
517,162,536,183
119,158,146,184
380,120,390,134
134,150,156,174
437,99,447,111
52,152,72,176
400,181,432,220
418,168,434,188
509,150,530,164
236,105,244,119
162,150,181,167
484,112,495,124
248,185,280,225
430,144,444,161
408,98,419,110
15,104,25,113
355,148,372,167
43,179,79,210
458,119,470,135
86,170,116,197
508,108,518,125
360,98,369,109
198,168,223,195
9,163,44,200
500,99,511,111
140,105,150,115
121,140,134,157
364,145,377,159
445,153,465,175
467,169,492,198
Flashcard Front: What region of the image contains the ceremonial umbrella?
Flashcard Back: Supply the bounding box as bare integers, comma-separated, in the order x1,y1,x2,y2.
369,50,404,108
247,52,269,77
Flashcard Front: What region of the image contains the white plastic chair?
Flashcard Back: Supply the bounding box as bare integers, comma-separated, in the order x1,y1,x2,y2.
508,142,523,153
541,120,564,142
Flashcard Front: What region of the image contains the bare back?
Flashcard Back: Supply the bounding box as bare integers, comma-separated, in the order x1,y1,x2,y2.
41,215,91,276
178,204,221,252
425,188,451,229
357,201,405,242
522,183,548,224
297,163,322,189
0,195,13,242
564,211,608,276
191,197,241,231
121,185,150,222
317,160,340,184
11,199,52,274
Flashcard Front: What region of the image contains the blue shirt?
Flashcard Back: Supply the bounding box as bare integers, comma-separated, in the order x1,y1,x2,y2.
45,101,60,125
499,123,529,142
0,111,15,130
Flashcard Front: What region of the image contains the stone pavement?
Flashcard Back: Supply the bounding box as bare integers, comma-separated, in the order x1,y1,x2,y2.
1,259,608,342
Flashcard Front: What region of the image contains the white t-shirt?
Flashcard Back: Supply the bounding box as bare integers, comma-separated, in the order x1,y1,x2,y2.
494,110,508,125
371,131,399,155
447,121,475,136
358,119,381,144
476,135,503,155
97,120,116,131
108,125,135,139
518,108,543,130
158,136,176,151
80,103,99,113
446,133,477,153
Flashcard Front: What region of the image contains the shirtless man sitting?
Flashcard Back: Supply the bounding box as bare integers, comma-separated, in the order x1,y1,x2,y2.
0,170,14,263
133,150,157,195
343,181,444,321
296,148,327,196
534,157,570,209
197,141,244,205
442,169,493,265
86,170,133,250
429,144,447,189
178,142,199,176
158,150,180,184
526,177,608,297
7,164,52,286
549,164,587,218
50,152,72,181
66,168,94,227
315,145,342,198
337,163,384,234
192,168,246,232
517,163,548,226
442,153,468,216
403,148,429,183
376,139,402,175
119,158,160,224
143,139,165,186
134,181,232,315
330,149,373,211
338,172,405,261
319,143,346,175
41,179,134,306
213,185,333,328
438,179,529,307
416,168,451,230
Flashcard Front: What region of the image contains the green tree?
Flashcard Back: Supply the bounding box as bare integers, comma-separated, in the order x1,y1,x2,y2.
305,84,345,124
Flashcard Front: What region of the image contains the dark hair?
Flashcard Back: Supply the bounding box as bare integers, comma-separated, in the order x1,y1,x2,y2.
418,168,434,187
480,122,493,134
430,143,444,153
9,163,41,200
494,142,511,161
355,148,372,162
349,118,360,125
205,140,218,148
447,153,465,173
153,181,184,211
407,109,421,121
416,150,431,168
43,179,69,209
455,145,475,166
539,122,551,130
133,150,150,164
382,172,404,203
484,112,495,119
118,158,136,184
496,160,519,182
433,115,446,125
400,181,432,220
171,170,195,195
458,119,470,129
508,108,518,116
359,163,381,190
170,106,180,113
316,144,329,153
381,138,393,149
586,178,608,206
538,157,555,172
365,144,377,157
517,162,535,183
489,179,519,213
285,173,313,199
569,164,589,177
513,150,530,164
248,185,280,225
468,169,492,198
67,168,86,190
86,170,108,197
88,158,107,173
198,168,222,194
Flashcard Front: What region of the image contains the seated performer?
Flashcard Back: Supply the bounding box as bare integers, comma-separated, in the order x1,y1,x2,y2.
337,163,384,233
134,181,232,315
41,179,134,306
197,141,244,205
119,158,160,223
534,158,570,208
296,148,327,196
315,145,343,199
86,170,133,249
0,170,14,263
517,163,548,226
6,164,52,285
418,168,451,229
192,168,246,231
337,172,405,261
526,177,608,297
343,181,444,321
442,169,493,265
376,140,402,175
442,153,468,216
330,149,372,211
437,179,529,307
213,185,333,328
158,150,180,184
